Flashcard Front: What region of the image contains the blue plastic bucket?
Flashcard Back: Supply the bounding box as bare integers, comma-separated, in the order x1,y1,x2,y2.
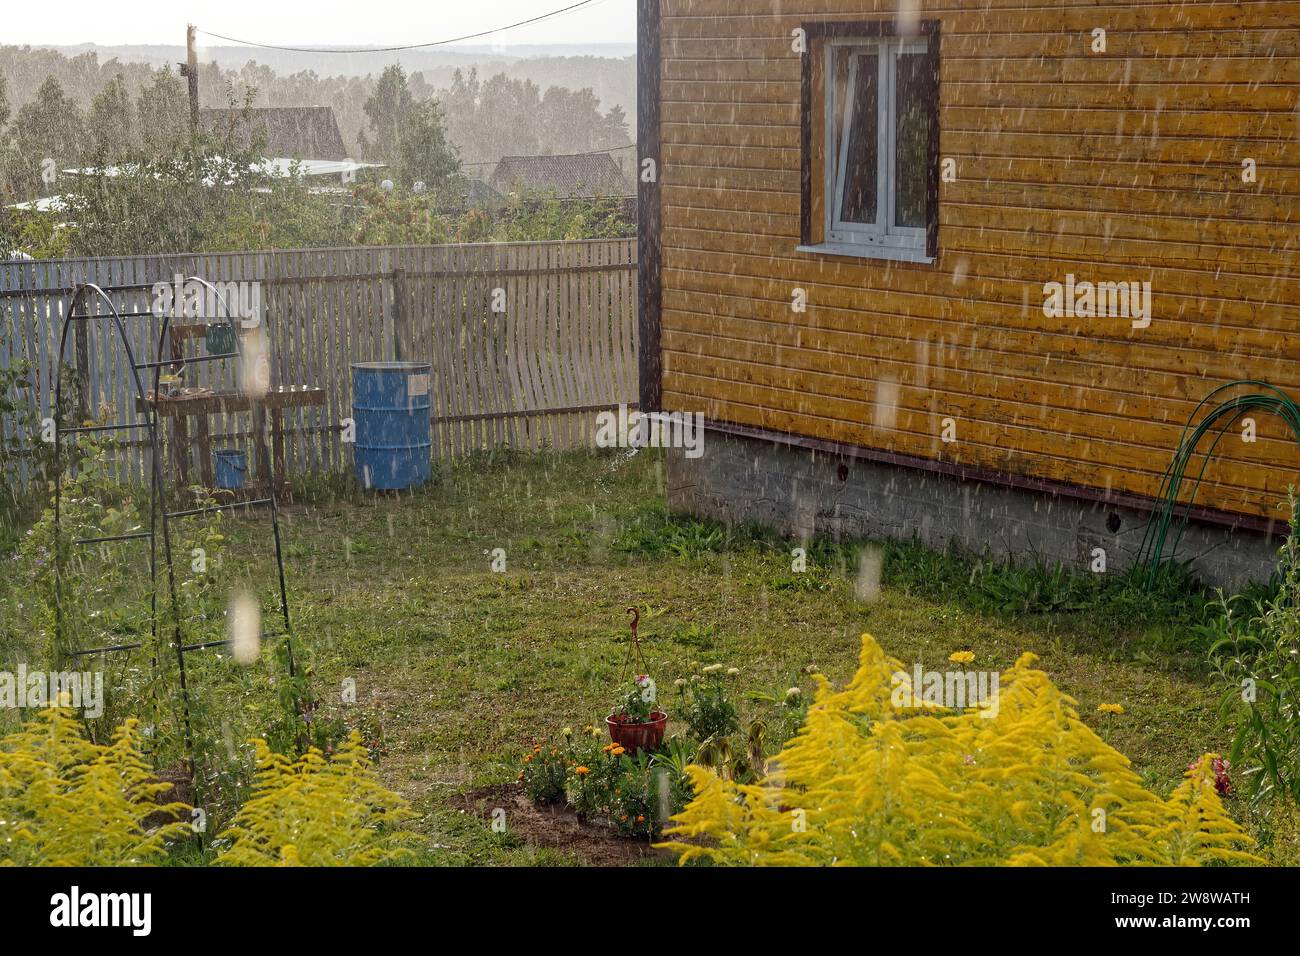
213,449,247,489
352,361,432,490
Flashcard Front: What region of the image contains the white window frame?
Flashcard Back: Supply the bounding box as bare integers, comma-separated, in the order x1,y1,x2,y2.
813,35,930,261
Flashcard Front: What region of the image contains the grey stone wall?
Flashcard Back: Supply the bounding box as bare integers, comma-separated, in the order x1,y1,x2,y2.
665,429,1281,591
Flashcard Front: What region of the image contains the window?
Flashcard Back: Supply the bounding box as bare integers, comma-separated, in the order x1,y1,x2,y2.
800,24,939,263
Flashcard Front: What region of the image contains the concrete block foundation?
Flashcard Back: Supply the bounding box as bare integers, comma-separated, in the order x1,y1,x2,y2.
665,428,1281,592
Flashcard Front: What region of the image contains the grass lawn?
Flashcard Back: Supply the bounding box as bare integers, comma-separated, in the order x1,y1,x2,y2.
209,447,1297,866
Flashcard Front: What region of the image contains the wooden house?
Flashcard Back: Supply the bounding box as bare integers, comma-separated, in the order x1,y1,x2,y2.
199,106,350,161
489,153,633,199
635,0,1299,585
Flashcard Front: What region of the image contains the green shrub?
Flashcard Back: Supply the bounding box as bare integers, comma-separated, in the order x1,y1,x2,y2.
1211,513,1300,805
519,738,569,804
563,732,691,839
675,663,741,741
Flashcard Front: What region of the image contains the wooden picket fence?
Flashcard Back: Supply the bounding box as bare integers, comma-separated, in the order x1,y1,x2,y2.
0,239,638,485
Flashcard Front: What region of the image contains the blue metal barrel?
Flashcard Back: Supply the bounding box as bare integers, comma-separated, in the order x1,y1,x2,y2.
351,361,432,490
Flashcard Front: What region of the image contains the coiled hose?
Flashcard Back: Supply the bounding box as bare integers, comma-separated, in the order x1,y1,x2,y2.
1137,380,1300,589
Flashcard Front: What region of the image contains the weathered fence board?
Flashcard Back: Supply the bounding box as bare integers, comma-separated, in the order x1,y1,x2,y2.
0,239,638,485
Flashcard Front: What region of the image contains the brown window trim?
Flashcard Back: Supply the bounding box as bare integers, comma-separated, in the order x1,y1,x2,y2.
799,19,941,259
636,0,663,413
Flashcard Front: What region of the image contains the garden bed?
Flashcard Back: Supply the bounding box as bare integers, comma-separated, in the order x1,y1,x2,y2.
450,785,669,866
5,447,1297,865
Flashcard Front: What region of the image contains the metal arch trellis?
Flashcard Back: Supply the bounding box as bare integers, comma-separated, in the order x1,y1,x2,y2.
51,277,298,774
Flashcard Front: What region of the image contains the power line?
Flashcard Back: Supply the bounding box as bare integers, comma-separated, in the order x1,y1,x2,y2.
197,1,601,54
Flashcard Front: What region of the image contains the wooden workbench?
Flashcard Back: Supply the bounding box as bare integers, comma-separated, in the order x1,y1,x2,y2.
137,386,326,491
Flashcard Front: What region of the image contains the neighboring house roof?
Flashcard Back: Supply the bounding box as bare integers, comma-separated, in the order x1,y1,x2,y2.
488,152,631,199
199,106,350,161
6,195,68,213
255,158,384,178
56,157,382,183
461,177,505,208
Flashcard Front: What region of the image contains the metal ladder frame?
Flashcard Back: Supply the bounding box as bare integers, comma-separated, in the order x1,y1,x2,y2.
51,278,297,768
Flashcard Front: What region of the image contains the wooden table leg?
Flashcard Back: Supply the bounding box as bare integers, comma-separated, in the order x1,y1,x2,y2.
251,403,273,488
172,416,190,487
195,416,213,489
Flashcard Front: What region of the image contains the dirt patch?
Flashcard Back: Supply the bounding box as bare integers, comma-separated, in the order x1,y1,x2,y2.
450,784,672,867
142,763,195,829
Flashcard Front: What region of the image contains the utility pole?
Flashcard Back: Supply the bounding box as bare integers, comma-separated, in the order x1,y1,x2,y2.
180,24,200,130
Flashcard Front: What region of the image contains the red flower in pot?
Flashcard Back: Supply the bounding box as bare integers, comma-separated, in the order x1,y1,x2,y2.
607,673,667,754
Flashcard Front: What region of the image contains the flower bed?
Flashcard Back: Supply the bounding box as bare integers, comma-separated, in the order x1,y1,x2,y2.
516,660,809,839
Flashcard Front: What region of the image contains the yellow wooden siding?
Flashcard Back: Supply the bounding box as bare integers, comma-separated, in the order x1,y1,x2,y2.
657,0,1300,520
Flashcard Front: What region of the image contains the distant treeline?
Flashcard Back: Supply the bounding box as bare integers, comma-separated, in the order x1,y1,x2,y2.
0,44,634,175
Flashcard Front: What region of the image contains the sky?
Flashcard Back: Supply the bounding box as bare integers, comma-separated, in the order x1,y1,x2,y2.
0,0,634,49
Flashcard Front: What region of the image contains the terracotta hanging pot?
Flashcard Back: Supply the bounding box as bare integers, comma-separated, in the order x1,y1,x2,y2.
607,710,668,754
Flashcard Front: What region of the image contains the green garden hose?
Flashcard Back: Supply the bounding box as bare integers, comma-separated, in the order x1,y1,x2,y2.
1137,380,1300,589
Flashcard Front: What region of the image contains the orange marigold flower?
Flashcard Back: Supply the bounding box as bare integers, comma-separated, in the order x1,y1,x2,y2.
611,746,626,756
575,766,590,776
523,754,533,763
636,815,645,823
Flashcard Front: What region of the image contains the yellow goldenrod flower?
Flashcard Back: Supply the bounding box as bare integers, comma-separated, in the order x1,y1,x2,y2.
1098,702,1125,715
656,633,1261,868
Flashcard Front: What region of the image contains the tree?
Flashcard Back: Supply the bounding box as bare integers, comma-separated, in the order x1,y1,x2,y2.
136,68,189,158
362,64,413,161
394,99,462,193
0,74,15,203
9,78,85,199
599,105,631,148
491,188,633,243
87,75,136,159
437,69,631,164
58,112,346,257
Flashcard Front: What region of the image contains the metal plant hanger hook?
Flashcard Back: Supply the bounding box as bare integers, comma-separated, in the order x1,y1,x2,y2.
623,606,646,678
